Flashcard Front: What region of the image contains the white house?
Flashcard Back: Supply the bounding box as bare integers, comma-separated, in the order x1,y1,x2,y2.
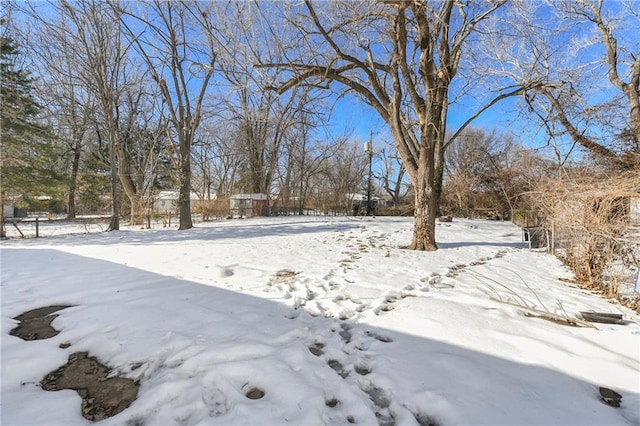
155,191,211,213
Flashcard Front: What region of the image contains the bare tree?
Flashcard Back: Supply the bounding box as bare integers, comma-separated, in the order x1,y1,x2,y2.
230,88,301,195
258,0,540,250
20,28,97,219
323,138,368,214
205,2,325,199
443,129,485,217
19,0,169,227
278,116,335,215
211,125,243,198
59,0,130,230
20,0,130,229
444,128,550,218
191,129,217,205
555,0,639,165
121,0,217,230
482,0,639,169
379,141,411,206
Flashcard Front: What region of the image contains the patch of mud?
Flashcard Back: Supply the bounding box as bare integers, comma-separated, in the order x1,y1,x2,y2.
325,397,340,407
41,352,138,421
243,385,265,400
10,305,72,341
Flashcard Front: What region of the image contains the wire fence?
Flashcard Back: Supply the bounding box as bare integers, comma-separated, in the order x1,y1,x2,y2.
1,214,194,239
546,223,640,303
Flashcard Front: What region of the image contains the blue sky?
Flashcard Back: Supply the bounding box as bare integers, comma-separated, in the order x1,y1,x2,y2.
18,0,635,169
329,88,523,153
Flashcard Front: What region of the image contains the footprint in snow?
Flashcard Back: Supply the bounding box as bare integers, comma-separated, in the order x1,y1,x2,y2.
374,303,395,315
339,323,352,343
365,330,393,343
354,363,372,376
373,293,404,316
327,359,350,378
308,342,325,356
201,383,229,417
421,273,455,290
361,383,395,426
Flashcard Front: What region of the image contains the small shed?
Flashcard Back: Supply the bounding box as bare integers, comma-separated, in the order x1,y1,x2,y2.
155,191,202,213
2,204,26,219
3,204,15,219
230,193,269,218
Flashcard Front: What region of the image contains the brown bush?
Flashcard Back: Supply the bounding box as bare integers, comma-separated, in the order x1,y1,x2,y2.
191,197,231,220
527,170,640,311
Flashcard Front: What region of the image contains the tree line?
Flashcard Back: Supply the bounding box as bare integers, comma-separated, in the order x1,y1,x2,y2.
1,0,637,249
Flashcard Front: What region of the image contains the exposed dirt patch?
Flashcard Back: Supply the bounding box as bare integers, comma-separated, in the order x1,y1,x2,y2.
325,397,339,408
243,386,265,400
10,305,72,341
41,352,139,421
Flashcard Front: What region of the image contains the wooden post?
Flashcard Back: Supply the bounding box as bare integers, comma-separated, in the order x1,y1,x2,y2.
12,220,24,238
35,217,39,238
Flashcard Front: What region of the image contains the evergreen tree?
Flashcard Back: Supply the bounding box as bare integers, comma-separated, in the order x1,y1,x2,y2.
1,29,60,233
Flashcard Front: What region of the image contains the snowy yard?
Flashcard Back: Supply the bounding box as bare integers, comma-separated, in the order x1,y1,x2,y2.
1,216,639,425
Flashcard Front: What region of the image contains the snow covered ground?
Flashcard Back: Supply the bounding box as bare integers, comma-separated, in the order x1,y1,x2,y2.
1,216,639,425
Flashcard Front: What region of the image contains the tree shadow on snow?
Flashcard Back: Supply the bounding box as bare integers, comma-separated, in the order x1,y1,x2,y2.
2,248,638,426
12,217,362,247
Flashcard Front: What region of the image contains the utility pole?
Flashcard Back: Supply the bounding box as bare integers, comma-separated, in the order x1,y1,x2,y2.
365,131,374,216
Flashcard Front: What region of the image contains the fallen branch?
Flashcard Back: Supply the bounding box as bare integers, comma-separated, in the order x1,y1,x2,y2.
489,297,597,328
523,311,597,328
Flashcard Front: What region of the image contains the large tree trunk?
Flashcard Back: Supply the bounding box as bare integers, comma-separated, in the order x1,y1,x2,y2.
0,190,6,239
67,140,81,219
408,134,440,250
410,178,438,251
107,134,119,231
624,84,640,149
178,138,193,230
114,144,145,225
128,196,145,226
